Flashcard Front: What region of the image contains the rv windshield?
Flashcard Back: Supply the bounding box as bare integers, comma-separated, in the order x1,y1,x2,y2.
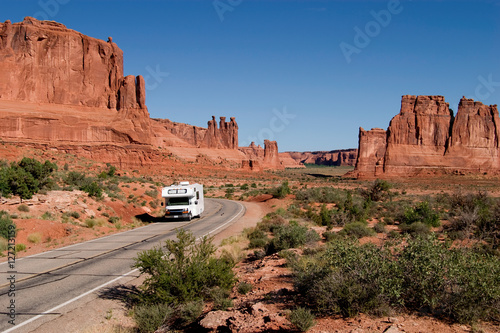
168,197,189,206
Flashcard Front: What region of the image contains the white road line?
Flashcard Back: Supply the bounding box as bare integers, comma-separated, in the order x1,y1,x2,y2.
2,269,139,333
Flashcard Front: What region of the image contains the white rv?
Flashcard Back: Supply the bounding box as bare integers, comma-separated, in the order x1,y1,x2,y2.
161,182,204,221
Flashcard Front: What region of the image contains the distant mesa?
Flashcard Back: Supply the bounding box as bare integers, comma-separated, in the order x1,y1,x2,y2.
284,149,358,167
0,17,289,170
350,95,500,178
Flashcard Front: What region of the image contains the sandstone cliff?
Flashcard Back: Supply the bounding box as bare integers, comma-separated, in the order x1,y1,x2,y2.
286,149,357,167
352,95,500,178
0,17,286,170
239,141,285,170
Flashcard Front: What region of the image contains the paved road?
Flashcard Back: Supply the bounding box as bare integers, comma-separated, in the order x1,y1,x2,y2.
0,198,245,333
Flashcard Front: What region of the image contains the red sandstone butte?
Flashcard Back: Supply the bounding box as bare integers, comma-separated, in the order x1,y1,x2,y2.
351,95,500,178
0,17,285,170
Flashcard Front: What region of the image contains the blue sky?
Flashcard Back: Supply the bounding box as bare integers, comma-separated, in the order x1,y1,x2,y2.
3,0,500,151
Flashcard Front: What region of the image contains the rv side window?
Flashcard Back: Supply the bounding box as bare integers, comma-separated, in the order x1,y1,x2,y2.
196,191,200,200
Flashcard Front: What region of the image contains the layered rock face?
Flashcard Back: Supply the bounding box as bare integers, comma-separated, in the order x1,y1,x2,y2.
239,141,284,170
286,149,357,166
352,95,500,178
0,17,286,170
151,116,238,150
0,17,152,145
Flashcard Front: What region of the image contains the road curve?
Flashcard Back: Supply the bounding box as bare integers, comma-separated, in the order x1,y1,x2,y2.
0,198,245,333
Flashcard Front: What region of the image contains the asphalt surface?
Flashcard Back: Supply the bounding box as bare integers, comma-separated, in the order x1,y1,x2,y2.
0,198,245,333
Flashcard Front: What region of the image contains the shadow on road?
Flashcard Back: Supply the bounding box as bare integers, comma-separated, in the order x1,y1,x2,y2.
99,285,141,308
134,213,172,223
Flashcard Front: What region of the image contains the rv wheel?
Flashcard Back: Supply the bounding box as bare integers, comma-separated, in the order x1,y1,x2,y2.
187,213,192,221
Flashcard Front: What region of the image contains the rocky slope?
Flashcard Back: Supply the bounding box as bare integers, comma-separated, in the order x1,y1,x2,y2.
0,17,285,170
352,95,500,178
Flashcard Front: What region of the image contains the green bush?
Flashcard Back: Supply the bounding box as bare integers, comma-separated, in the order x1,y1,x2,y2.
209,287,233,310
134,229,236,305
17,204,30,212
15,243,26,252
271,180,291,199
399,222,431,237
0,211,15,239
402,201,440,227
360,179,392,202
339,221,376,239
237,282,253,295
82,181,103,198
292,235,500,324
133,303,172,333
374,222,387,233
178,299,204,324
27,232,42,244
266,221,318,254
289,307,316,332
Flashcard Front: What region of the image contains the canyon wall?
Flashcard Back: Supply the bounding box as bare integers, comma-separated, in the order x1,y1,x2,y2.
0,17,285,170
352,95,500,178
286,149,357,167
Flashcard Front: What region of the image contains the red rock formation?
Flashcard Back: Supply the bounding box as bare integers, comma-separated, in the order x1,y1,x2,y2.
285,149,358,167
351,128,387,178
278,152,306,168
263,140,284,170
0,17,285,170
352,95,500,178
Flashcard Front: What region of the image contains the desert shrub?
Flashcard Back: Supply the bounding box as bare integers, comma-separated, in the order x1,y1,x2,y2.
27,232,42,244
82,181,103,199
258,211,287,232
289,307,316,332
270,180,291,199
108,216,121,224
209,287,233,310
248,237,268,249
295,186,345,204
374,222,387,233
247,228,269,249
15,243,26,252
266,221,318,254
0,237,7,252
293,235,499,323
85,218,97,228
237,281,253,295
17,204,30,212
323,230,341,242
69,211,80,219
41,211,54,220
401,201,440,227
178,299,204,324
293,238,401,317
64,171,88,187
339,221,375,239
134,303,173,333
399,222,431,237
134,229,235,305
0,211,15,239
360,179,392,202
240,183,249,190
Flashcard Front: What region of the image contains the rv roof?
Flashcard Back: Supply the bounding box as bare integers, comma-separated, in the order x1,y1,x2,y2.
179,181,190,186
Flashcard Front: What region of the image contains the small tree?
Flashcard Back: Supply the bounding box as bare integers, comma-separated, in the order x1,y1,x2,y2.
134,229,236,305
